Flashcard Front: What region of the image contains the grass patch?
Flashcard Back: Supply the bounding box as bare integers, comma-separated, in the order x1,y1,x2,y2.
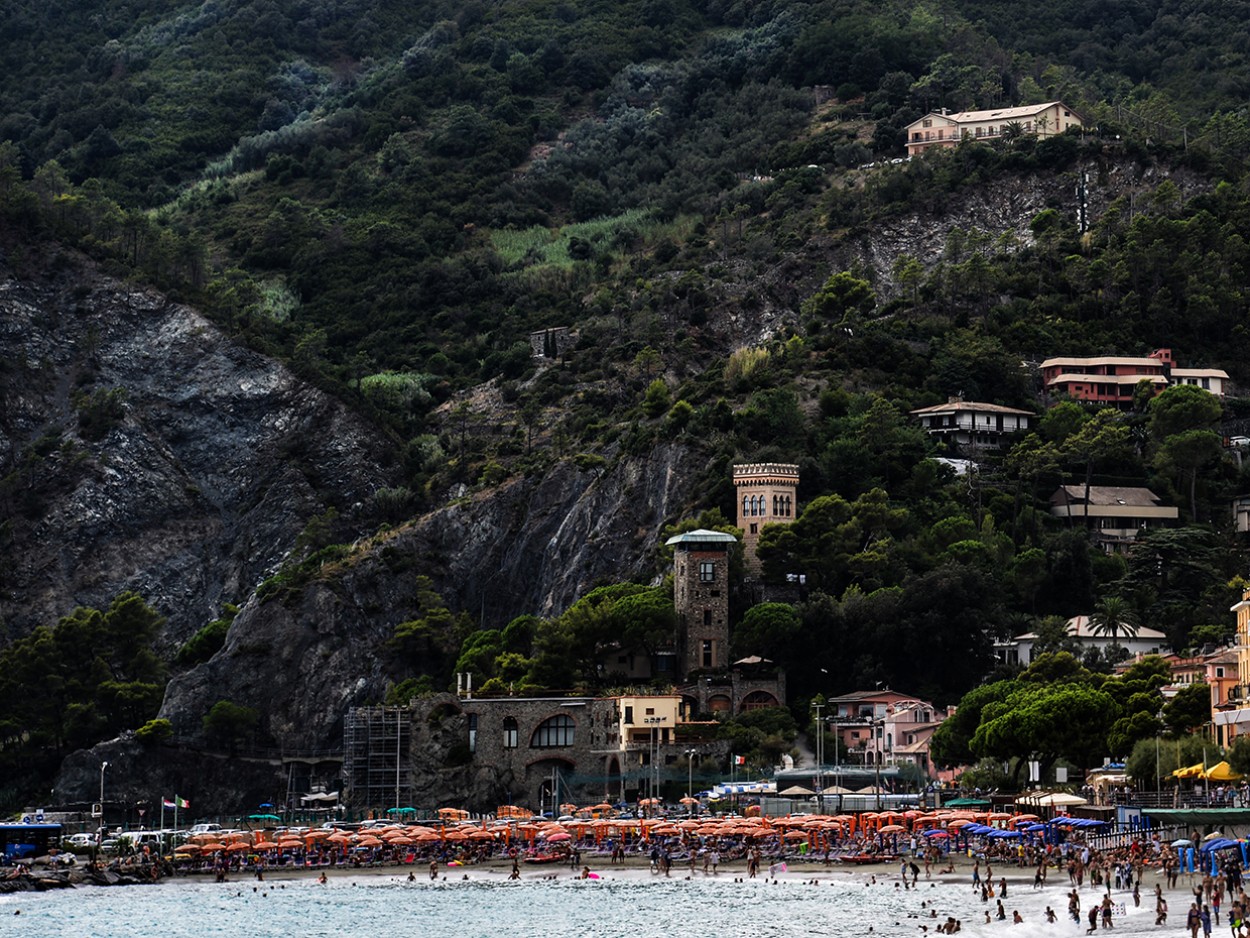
491,209,666,272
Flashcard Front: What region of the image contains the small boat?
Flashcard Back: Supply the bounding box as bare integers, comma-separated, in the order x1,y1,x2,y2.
523,854,565,865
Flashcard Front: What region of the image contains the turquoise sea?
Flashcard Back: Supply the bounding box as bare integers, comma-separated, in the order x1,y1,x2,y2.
0,868,1174,938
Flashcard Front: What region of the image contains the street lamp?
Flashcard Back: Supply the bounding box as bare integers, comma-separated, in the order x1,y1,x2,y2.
99,761,109,832
810,700,824,812
873,720,883,812
685,749,698,814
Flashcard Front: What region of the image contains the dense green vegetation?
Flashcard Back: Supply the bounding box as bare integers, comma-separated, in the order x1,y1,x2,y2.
0,593,167,806
9,0,1250,792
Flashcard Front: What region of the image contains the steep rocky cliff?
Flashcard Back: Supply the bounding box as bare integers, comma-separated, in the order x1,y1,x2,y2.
54,442,703,812
0,247,397,648
156,441,701,748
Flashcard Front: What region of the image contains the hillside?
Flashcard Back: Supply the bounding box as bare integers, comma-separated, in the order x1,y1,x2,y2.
3,0,1250,809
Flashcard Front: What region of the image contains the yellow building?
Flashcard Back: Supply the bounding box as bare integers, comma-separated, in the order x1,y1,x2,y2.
1215,589,1250,744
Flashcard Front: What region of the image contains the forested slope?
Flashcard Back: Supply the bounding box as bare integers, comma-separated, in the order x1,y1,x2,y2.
4,0,1250,808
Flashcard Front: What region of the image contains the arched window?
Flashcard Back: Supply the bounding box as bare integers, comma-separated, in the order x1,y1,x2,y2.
530,714,575,748
503,717,518,749
741,690,779,712
752,495,761,516
742,495,750,517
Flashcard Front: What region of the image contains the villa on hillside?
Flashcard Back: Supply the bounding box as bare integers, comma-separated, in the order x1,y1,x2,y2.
1004,615,1169,666
1049,484,1178,552
909,398,1035,451
904,101,1083,156
1041,348,1229,407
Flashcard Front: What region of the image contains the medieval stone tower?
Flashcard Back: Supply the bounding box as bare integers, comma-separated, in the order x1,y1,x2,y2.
666,529,737,678
732,463,800,571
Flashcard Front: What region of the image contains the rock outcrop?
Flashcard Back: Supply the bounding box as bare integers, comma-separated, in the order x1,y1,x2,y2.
0,247,396,648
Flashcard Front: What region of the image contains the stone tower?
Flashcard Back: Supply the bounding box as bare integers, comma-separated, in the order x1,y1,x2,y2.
733,462,800,571
666,529,737,678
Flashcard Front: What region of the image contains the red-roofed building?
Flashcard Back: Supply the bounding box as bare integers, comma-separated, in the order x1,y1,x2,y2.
1041,348,1228,407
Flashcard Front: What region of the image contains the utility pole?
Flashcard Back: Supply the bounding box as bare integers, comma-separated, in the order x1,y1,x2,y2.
811,701,824,812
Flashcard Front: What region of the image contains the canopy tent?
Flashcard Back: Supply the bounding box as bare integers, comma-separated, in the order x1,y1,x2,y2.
1016,791,1088,807
1204,761,1243,782
1173,763,1206,779
1144,808,1250,826
779,786,815,797
710,782,777,796
1199,838,1242,852
300,791,340,804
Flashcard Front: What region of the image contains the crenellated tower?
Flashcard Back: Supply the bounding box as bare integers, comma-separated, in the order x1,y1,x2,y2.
733,462,800,572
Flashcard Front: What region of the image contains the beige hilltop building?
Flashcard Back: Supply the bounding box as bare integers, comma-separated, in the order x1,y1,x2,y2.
905,101,1083,156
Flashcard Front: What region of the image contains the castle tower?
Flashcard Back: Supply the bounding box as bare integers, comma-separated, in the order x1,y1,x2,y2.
733,463,800,572
666,529,737,679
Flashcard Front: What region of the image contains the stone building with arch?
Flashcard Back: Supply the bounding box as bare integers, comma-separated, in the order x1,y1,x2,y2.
355,692,724,812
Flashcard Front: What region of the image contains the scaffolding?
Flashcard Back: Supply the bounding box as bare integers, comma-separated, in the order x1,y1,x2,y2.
342,706,412,814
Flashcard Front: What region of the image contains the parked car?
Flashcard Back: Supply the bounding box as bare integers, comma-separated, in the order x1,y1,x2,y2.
64,833,98,851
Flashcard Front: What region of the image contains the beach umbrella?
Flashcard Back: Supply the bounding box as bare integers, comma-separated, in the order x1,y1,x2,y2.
226,842,253,853
200,842,227,852
879,824,907,834
922,830,949,838
544,831,571,842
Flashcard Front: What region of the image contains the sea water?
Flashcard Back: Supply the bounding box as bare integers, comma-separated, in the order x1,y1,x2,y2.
0,869,1184,938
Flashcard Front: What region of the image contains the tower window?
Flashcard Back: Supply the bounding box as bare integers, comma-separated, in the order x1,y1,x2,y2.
699,561,715,582
702,640,713,667
503,717,518,749
703,609,711,626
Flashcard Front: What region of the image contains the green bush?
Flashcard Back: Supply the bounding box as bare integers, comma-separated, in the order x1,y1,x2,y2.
135,718,173,745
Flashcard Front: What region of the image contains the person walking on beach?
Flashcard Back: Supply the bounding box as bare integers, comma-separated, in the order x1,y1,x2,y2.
429,860,438,881
1188,902,1203,938
1100,894,1113,929
1202,904,1213,938
1086,905,1099,934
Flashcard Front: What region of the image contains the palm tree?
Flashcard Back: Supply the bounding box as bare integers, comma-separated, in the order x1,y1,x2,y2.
1088,596,1141,646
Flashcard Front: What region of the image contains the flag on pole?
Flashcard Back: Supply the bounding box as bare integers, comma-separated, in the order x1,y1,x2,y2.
162,798,177,809
175,796,190,809
734,755,746,765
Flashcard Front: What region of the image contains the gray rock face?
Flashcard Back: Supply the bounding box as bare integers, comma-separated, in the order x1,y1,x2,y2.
156,441,700,751
0,250,395,648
